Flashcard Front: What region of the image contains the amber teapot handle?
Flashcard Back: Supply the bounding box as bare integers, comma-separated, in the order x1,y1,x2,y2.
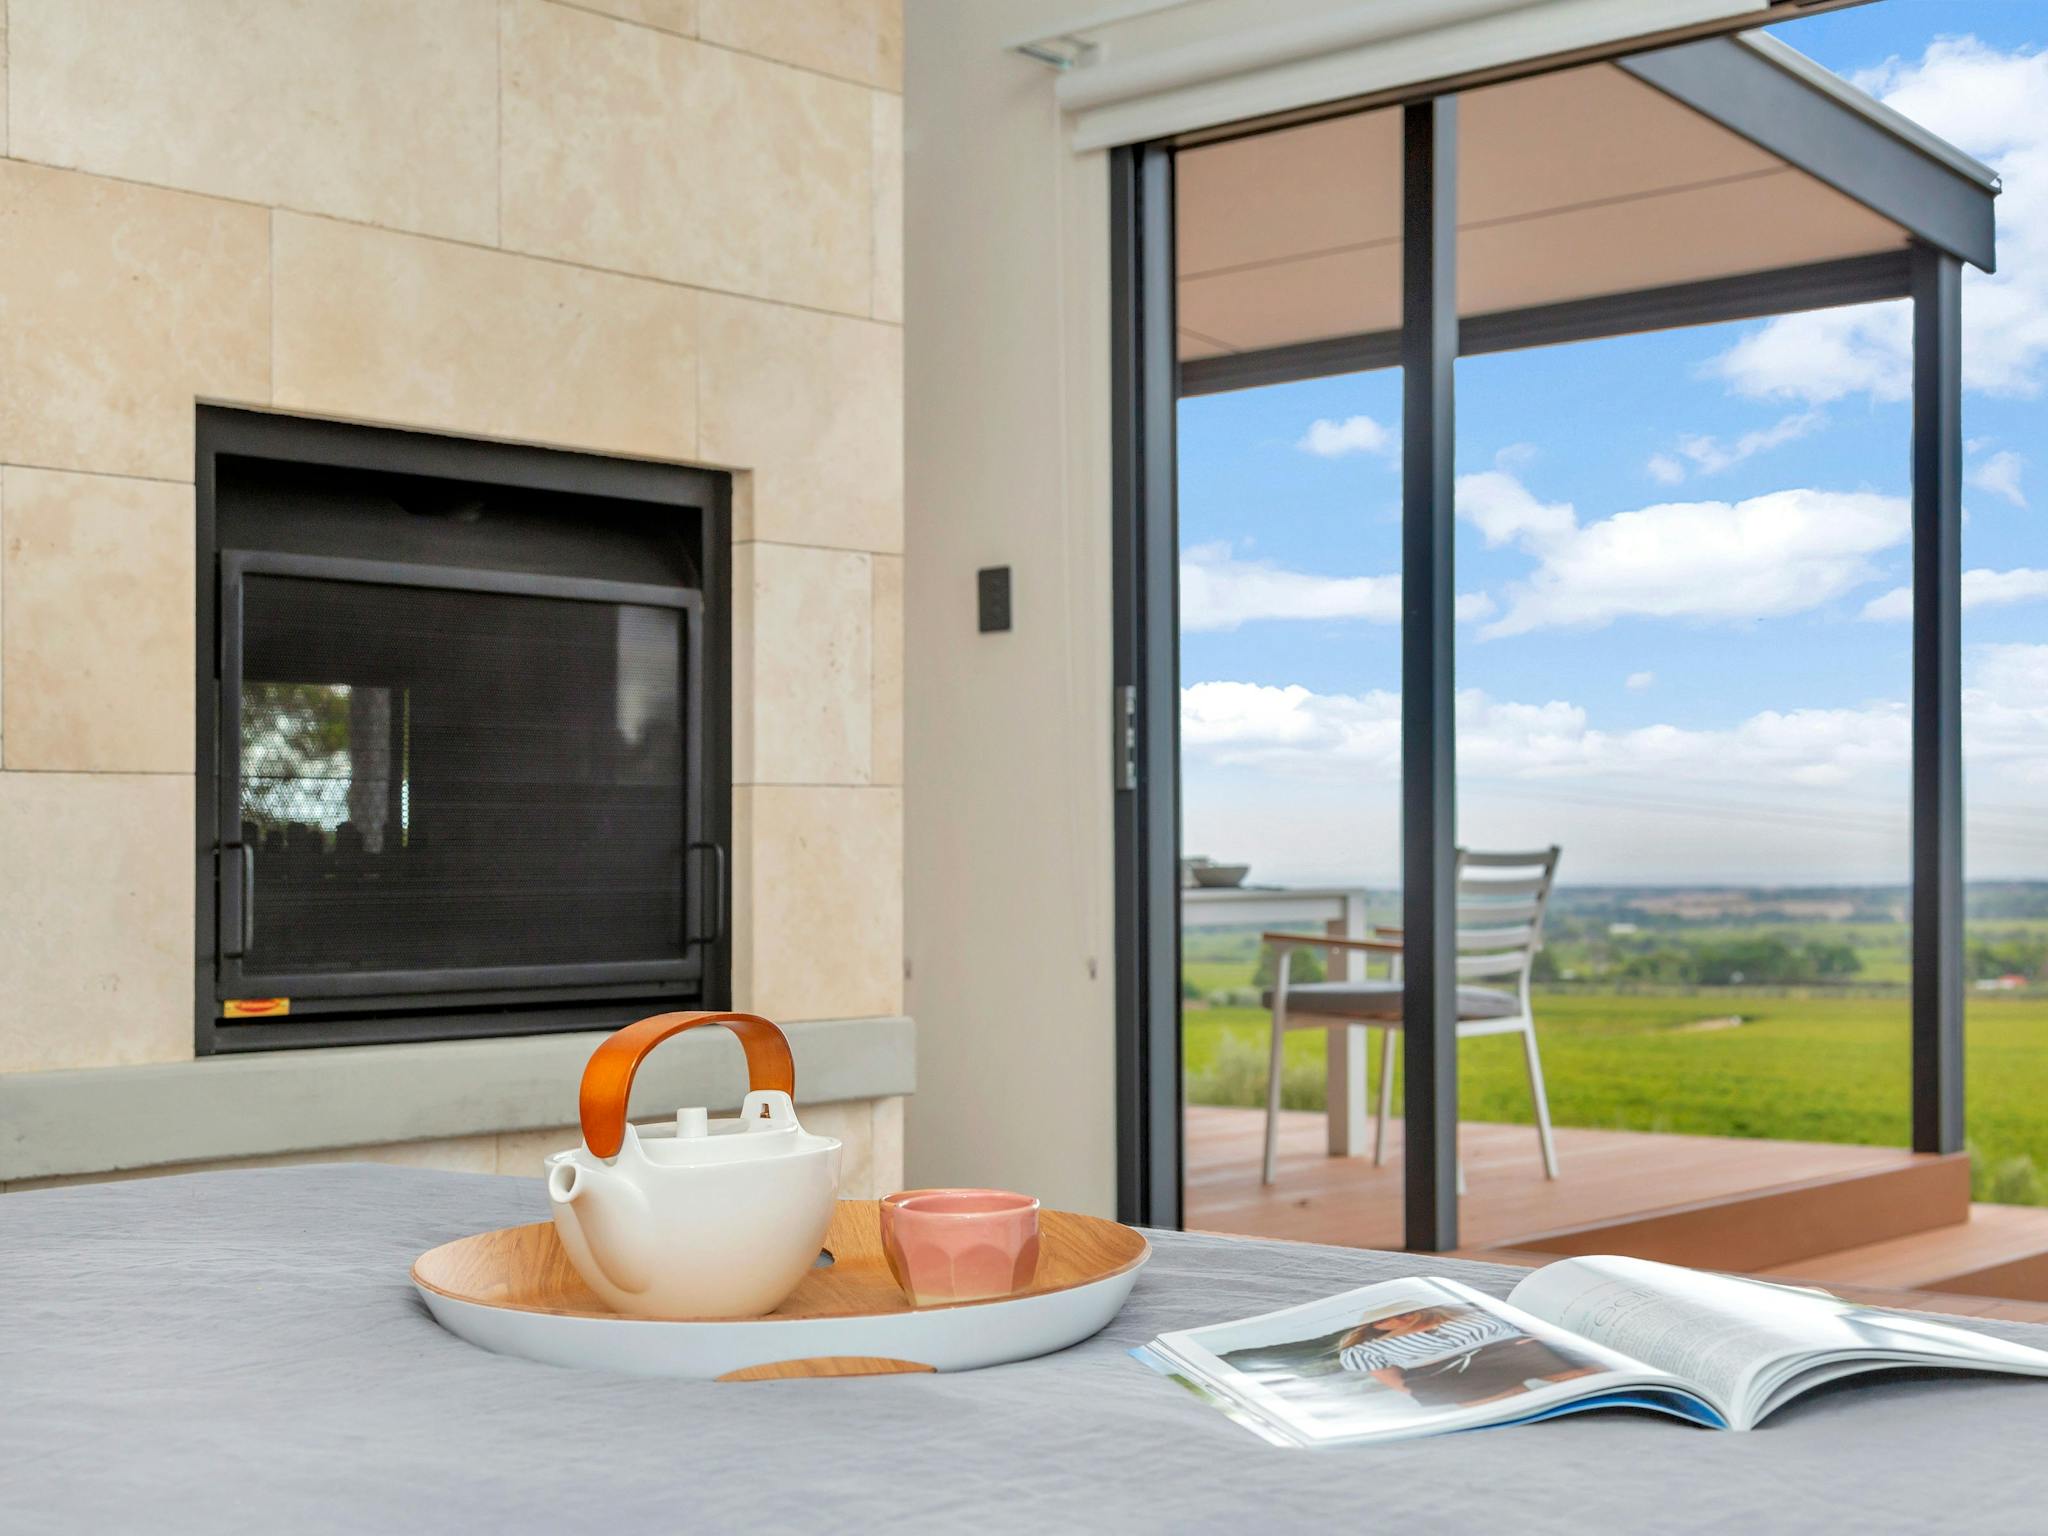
579,1011,796,1159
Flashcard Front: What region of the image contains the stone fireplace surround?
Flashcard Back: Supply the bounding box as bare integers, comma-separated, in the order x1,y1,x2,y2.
0,0,909,1191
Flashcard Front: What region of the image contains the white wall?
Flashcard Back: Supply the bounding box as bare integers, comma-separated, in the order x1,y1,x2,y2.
899,0,1770,1215
902,1,1120,1215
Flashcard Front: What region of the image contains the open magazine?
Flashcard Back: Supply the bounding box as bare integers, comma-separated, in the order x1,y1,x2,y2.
1136,1254,2048,1446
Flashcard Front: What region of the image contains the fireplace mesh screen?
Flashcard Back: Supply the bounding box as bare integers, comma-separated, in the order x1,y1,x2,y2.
235,572,686,976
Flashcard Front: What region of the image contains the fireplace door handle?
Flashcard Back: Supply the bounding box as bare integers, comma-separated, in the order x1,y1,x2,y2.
220,844,256,959
686,840,727,949
243,845,256,954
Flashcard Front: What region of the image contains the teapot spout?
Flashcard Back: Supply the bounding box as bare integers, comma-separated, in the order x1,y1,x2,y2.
547,1157,655,1295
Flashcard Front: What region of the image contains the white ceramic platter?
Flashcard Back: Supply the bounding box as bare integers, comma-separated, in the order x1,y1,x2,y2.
411,1204,1151,1380
415,1260,1145,1379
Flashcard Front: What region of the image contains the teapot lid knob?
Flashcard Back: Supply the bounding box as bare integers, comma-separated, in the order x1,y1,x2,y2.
676,1106,709,1139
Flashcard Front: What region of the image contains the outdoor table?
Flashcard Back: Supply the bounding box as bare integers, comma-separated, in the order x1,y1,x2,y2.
1182,883,1377,1156
6,1165,2047,1533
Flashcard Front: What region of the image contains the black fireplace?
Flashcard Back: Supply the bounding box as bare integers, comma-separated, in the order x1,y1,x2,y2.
195,409,731,1052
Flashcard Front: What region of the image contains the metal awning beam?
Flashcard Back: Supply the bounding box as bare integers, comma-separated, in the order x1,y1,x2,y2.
1179,249,1912,397
1620,35,1997,273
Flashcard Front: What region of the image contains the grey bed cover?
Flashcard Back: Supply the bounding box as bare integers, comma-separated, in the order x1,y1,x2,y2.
5,1165,2046,1533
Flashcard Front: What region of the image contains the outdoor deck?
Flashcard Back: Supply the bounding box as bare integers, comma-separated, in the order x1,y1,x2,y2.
1185,1105,2048,1310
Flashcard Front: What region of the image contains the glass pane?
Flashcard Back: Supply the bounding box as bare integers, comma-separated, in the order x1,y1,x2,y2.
236,573,685,976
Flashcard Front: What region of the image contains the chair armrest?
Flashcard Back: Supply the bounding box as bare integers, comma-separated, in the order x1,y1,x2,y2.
1260,930,1404,953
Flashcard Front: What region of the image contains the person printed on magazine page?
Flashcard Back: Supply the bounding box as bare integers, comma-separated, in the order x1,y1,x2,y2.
1335,1304,1602,1410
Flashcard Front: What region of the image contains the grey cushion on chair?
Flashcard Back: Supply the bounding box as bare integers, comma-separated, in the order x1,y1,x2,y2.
1260,979,1520,1021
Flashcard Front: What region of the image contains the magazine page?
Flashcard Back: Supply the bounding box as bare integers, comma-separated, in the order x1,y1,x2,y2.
1129,1349,1303,1447
1508,1254,2048,1428
1145,1275,1721,1446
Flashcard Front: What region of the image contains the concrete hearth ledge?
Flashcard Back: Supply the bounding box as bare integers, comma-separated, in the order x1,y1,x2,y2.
0,1015,916,1183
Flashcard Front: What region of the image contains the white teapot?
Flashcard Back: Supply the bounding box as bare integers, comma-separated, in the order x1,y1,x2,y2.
545,1012,840,1319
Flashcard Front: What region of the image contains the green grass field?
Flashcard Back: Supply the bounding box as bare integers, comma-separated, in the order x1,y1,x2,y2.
1182,959,1257,996
1184,989,2048,1204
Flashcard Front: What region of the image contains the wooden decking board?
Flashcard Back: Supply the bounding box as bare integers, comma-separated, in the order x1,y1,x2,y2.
1762,1201,2048,1300
1507,1153,1970,1273
1186,1105,1936,1256
1940,1253,2048,1302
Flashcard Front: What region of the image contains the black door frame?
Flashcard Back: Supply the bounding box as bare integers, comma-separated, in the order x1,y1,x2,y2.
1107,113,1467,1247
1110,141,1184,1230
1109,68,1977,1247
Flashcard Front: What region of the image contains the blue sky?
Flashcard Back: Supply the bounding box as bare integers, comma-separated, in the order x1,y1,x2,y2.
1179,1,2048,887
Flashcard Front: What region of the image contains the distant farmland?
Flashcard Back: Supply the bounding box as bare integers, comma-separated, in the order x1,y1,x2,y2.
1182,891,2048,1204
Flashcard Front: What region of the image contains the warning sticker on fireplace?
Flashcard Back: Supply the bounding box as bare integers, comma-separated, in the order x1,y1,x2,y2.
223,998,291,1018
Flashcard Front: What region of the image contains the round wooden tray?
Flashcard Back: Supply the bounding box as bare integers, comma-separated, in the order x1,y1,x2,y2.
412,1199,1150,1380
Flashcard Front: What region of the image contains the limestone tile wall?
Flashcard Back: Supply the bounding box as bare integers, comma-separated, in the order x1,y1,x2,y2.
1,469,193,773
0,771,192,1072
871,91,906,323
736,542,875,785
0,157,270,481
734,786,904,1021
699,0,904,91
698,294,905,552
569,2,700,38
500,0,874,314
269,213,702,461
7,0,501,243
0,1,906,1173
871,555,905,786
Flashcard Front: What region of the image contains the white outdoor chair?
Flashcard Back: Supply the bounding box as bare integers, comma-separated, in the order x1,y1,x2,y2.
1258,846,1562,1187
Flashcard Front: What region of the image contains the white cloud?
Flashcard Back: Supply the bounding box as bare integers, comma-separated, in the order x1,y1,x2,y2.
1626,671,1655,692
1183,642,2048,793
1710,302,1913,405
1653,409,1826,481
1455,591,1498,624
1182,680,1391,761
1181,679,1908,789
1182,648,2048,882
1494,441,1541,470
1963,644,2048,788
1710,38,2048,403
1976,640,2048,693
1179,543,1493,631
1456,469,1579,547
1860,567,2048,622
1296,415,1392,457
1454,469,1908,637
1969,449,2027,508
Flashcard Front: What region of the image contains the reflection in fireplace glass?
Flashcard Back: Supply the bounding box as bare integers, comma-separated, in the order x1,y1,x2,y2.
235,573,686,976
241,682,401,852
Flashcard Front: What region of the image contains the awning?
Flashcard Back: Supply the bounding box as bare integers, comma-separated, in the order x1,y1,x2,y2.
1175,33,1998,394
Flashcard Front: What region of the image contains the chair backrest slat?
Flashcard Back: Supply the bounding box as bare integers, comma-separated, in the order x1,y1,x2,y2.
1457,898,1541,926
1456,874,1549,900
1458,923,1538,951
1450,846,1560,997
1458,848,1557,870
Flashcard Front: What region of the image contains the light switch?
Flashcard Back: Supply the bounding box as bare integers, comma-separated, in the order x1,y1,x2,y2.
978,566,1012,633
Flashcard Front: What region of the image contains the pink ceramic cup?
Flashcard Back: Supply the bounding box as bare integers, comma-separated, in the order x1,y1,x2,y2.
882,1190,1041,1306
878,1188,987,1290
